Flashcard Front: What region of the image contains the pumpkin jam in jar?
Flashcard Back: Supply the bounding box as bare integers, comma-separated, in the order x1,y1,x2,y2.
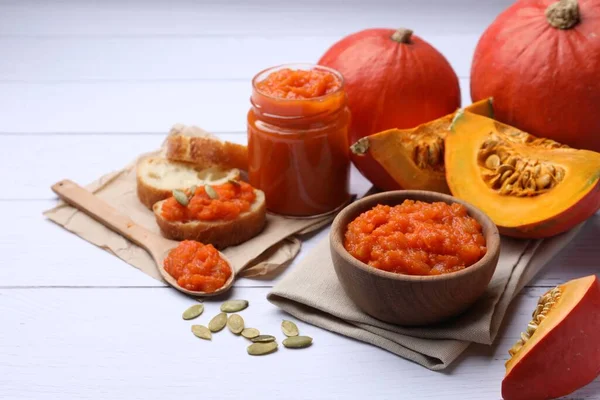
344,200,487,276
161,181,256,222
164,240,231,293
248,64,351,217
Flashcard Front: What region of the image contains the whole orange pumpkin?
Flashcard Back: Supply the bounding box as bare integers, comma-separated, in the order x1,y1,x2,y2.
318,28,461,191
471,0,600,152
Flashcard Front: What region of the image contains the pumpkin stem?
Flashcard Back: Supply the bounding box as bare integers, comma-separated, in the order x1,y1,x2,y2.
546,0,580,29
391,28,413,44
350,138,370,155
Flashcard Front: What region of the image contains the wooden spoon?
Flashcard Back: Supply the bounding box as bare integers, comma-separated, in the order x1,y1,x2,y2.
51,179,235,297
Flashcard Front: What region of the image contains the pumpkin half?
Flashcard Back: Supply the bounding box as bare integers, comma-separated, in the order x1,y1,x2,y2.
350,98,493,193
446,110,600,238
502,275,600,400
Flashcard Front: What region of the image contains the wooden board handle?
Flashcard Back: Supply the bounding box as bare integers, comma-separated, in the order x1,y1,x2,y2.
51,179,158,252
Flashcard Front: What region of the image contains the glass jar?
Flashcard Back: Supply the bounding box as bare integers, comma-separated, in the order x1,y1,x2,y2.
247,63,351,217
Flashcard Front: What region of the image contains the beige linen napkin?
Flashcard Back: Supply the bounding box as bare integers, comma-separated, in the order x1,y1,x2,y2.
43,152,335,281
268,224,584,370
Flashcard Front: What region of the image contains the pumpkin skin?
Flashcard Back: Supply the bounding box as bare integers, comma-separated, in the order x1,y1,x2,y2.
318,28,461,191
471,0,600,152
502,275,600,400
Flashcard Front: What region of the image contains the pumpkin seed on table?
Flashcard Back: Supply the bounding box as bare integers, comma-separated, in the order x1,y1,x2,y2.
247,341,278,356
173,189,189,206
281,320,299,337
220,300,249,313
241,328,260,339
191,325,212,340
208,312,228,332
182,304,204,320
227,314,245,334
251,335,276,343
283,336,313,349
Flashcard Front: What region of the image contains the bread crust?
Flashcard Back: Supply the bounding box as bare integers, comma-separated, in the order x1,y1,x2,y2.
153,190,267,249
166,134,248,171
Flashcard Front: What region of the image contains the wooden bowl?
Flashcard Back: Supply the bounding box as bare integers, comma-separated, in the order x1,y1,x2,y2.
330,190,500,326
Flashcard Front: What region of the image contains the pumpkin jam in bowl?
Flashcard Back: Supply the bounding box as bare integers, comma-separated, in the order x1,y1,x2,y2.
330,190,500,326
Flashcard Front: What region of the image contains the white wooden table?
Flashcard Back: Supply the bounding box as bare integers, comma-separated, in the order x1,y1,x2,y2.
1,1,599,399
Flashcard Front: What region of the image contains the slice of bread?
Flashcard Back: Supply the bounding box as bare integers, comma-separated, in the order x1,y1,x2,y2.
136,156,241,209
166,124,248,171
153,189,266,249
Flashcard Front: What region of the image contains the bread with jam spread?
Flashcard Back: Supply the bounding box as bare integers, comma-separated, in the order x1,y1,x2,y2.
136,156,240,209
166,124,248,171
153,181,266,249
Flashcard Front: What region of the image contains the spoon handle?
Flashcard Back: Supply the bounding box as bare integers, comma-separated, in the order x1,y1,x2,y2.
51,179,158,252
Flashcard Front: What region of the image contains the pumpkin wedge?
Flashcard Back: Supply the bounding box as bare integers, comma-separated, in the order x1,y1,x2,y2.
446,110,600,238
502,275,600,400
350,98,493,193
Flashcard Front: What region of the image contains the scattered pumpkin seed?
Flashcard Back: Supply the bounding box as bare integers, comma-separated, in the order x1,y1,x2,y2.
182,304,204,320
188,185,197,198
220,300,249,313
241,328,260,339
227,314,245,334
208,312,227,332
173,189,189,206
247,341,278,356
283,336,313,349
251,335,276,343
191,325,212,340
205,184,219,199
281,320,299,337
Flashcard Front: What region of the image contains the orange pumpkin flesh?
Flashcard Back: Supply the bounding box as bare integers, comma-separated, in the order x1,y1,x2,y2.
446,110,600,238
502,275,600,400
349,99,493,193
471,0,600,152
318,28,461,191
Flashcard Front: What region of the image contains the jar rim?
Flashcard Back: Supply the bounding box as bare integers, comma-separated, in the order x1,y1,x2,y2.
251,63,345,102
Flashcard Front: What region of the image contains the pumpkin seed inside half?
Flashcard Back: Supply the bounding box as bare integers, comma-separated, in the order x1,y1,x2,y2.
173,189,189,206
283,336,313,349
241,328,260,339
191,325,212,340
227,314,245,334
220,299,249,313
182,304,204,320
247,341,278,356
251,335,276,343
208,312,227,332
281,320,299,337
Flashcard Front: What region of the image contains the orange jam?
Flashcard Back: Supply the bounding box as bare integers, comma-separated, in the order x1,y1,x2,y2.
255,68,342,100
344,200,487,276
248,64,351,217
164,240,231,293
161,181,256,222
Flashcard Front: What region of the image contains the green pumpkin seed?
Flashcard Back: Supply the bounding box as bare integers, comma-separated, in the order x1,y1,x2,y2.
188,185,197,198
208,312,227,332
205,184,219,199
281,320,299,337
227,314,245,334
251,335,276,343
241,328,260,339
182,304,204,320
173,189,189,206
191,325,212,340
247,341,278,356
283,336,313,349
220,300,249,313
